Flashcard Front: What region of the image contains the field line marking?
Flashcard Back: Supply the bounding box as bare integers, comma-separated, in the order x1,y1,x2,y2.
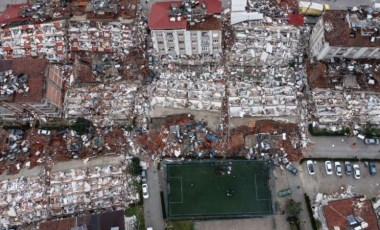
168,176,184,204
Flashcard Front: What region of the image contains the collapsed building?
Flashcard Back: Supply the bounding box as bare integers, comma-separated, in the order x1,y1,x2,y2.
228,0,303,66
0,155,138,228
0,19,67,62
0,58,65,120
311,89,380,128
310,6,380,60
64,83,143,127
228,67,301,119
148,0,222,64
150,68,225,113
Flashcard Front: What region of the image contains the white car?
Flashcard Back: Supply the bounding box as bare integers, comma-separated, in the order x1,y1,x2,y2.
306,160,315,175
353,164,361,179
37,129,51,136
325,161,333,175
142,183,149,199
335,162,342,176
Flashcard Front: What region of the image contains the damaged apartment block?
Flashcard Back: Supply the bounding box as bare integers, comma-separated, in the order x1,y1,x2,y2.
310,5,380,60
228,0,303,66
148,0,222,64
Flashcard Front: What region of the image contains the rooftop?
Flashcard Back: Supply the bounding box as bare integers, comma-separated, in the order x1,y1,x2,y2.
323,197,379,230
12,58,47,103
324,10,380,47
187,16,222,30
0,4,31,24
148,0,221,30
40,210,125,230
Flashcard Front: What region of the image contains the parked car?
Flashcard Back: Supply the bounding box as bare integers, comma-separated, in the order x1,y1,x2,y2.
369,162,377,175
37,129,51,136
286,163,299,176
335,162,342,176
306,160,315,175
278,188,292,197
353,164,361,179
364,138,380,145
325,161,333,175
142,183,149,199
141,169,147,183
344,161,352,175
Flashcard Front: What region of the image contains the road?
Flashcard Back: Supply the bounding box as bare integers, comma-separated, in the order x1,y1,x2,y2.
309,0,379,10
143,162,165,230
304,135,380,159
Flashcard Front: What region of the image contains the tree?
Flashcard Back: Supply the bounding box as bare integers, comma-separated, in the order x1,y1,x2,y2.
129,157,142,176
72,117,92,135
285,199,302,218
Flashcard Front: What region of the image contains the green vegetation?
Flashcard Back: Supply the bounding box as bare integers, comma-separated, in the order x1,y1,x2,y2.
365,126,380,137
304,194,319,230
167,221,193,230
166,160,272,219
125,205,145,230
308,124,350,136
289,223,300,230
285,199,302,218
72,117,93,135
129,157,142,176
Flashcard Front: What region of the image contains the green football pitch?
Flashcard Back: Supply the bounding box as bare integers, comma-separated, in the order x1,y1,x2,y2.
165,160,273,219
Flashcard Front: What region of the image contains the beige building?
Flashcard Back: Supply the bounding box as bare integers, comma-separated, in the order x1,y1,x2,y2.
310,10,380,60
148,0,222,61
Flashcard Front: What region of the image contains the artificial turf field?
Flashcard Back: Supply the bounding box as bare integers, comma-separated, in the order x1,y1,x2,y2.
165,160,273,219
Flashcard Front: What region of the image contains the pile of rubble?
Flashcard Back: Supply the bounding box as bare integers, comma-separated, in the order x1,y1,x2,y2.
0,20,67,62
64,83,145,127
49,164,135,216
312,89,380,128
0,156,138,228
229,23,301,66
68,20,133,54
0,175,48,227
227,66,303,118
0,70,29,97
150,68,225,112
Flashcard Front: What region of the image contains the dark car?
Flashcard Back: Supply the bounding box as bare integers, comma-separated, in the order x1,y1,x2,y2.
141,169,147,183
369,162,377,175
344,161,352,175
285,164,299,176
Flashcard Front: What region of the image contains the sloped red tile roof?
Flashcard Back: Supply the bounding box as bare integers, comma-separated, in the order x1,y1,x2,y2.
148,1,187,30
288,13,304,26
148,0,221,30
323,197,379,230
202,0,221,14
0,4,31,24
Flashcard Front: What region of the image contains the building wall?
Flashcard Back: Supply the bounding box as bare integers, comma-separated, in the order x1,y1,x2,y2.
45,64,64,109
152,29,221,56
310,17,380,60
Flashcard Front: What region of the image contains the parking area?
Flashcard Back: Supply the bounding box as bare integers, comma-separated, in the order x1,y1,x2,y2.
299,161,380,199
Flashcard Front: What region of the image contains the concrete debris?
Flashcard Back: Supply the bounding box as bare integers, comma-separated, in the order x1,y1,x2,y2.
64,83,146,127
0,20,67,62
0,70,28,96
0,156,138,228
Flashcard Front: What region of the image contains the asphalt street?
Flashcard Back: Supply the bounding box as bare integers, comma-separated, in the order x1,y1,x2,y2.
304,135,380,159
143,162,165,230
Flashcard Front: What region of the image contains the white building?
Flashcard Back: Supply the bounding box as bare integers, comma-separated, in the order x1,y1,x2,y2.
148,0,222,60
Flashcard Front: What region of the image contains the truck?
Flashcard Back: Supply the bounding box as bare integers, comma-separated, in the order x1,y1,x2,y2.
299,1,330,16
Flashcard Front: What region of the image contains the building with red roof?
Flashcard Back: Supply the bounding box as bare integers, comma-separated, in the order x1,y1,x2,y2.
148,0,222,61
0,3,31,25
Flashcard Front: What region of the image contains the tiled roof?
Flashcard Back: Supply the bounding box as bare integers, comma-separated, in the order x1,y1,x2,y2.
148,1,187,30
0,4,31,24
148,0,221,30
